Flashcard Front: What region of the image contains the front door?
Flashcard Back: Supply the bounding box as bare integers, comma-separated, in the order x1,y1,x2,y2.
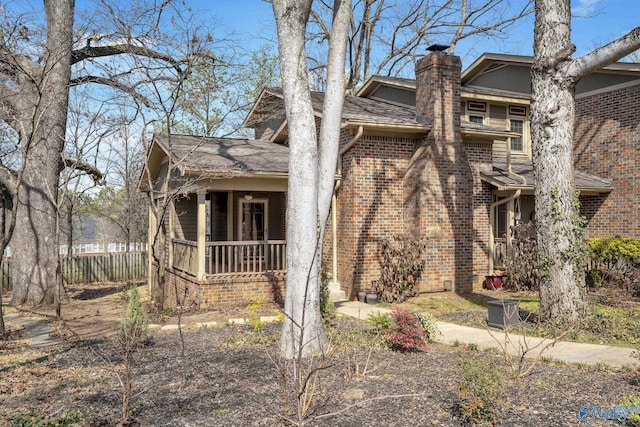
239,199,268,241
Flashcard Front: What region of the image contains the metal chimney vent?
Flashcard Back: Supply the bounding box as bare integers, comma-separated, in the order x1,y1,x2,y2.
427,44,449,52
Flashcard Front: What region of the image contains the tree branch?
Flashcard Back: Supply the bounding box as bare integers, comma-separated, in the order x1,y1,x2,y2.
71,44,186,75
566,27,640,80
69,75,154,107
62,156,105,184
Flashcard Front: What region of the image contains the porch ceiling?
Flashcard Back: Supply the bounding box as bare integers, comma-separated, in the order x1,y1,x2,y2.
480,160,613,193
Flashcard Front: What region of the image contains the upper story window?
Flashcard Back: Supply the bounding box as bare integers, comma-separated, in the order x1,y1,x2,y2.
467,101,486,125
510,119,524,152
469,115,484,125
508,105,527,153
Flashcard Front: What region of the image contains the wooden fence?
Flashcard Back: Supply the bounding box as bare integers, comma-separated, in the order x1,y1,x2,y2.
0,251,148,291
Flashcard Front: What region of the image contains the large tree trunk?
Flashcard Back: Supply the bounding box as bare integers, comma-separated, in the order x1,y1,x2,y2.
273,0,351,359
10,0,74,305
531,0,586,321
530,0,640,321
273,0,328,359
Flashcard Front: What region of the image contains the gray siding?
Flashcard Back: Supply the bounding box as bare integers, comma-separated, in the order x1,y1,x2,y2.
174,195,197,240
371,86,416,106
209,192,228,241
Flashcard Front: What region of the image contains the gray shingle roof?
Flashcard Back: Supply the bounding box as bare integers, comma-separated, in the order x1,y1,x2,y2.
155,134,289,176
480,160,612,192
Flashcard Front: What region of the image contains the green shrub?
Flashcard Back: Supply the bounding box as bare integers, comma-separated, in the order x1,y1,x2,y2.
588,237,640,295
319,272,337,320
620,395,640,426
366,312,393,333
386,309,427,352
415,312,441,340
589,237,640,261
455,358,505,425
246,299,265,332
119,285,148,350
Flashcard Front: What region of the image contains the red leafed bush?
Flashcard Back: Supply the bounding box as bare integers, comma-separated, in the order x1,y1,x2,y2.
386,308,427,352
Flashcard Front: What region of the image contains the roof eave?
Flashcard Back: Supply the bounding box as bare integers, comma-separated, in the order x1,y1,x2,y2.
183,169,289,179
342,120,431,134
462,130,510,140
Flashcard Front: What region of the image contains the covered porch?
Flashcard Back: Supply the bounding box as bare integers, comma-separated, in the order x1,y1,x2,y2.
483,161,613,273
141,134,291,308
169,189,287,279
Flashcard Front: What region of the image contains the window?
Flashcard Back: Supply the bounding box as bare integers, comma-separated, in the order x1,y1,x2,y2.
510,119,524,152
467,101,486,125
469,115,484,125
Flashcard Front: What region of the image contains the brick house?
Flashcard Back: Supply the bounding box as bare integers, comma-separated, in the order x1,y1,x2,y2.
142,49,638,308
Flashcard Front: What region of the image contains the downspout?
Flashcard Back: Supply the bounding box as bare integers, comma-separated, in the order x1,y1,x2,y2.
330,125,364,287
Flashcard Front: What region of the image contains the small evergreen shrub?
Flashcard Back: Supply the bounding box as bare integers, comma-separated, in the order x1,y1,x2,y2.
319,272,337,320
366,312,393,333
119,285,148,350
620,395,640,426
415,312,441,340
455,358,505,425
386,308,427,352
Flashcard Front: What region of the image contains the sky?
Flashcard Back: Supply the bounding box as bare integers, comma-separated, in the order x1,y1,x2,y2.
12,0,640,70
200,0,640,70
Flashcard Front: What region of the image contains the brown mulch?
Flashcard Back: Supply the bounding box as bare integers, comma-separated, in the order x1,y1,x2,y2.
0,284,639,426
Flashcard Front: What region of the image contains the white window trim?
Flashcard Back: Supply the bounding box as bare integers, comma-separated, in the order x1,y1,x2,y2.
466,102,487,125
509,118,525,153
507,105,529,155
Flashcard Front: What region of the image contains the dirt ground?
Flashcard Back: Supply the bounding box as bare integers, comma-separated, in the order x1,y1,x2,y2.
1,283,639,426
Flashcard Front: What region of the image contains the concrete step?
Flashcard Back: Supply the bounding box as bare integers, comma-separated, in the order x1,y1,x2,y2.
329,289,346,301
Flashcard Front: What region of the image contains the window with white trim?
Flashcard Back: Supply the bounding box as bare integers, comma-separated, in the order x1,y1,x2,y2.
510,119,524,152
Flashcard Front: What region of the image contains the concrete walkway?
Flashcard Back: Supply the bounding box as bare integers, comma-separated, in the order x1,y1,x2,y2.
334,300,638,368
3,307,59,349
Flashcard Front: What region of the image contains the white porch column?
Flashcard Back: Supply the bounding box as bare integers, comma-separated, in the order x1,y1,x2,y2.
328,194,345,300
168,198,175,269
197,191,207,280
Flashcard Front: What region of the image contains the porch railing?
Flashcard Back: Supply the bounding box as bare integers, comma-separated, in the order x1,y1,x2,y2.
171,239,287,276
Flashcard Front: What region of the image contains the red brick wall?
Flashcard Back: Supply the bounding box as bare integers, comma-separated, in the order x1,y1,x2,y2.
335,133,418,298
161,268,286,309
575,84,640,238
403,137,475,293
466,141,494,287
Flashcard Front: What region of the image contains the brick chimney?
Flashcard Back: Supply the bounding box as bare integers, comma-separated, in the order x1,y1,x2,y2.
404,49,474,294
414,50,462,144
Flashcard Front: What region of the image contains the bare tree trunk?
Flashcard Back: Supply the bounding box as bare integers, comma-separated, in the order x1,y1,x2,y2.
531,0,640,321
273,0,351,359
530,0,584,321
10,0,74,305
273,0,326,359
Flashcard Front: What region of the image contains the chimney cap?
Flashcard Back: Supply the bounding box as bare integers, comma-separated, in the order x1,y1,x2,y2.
427,44,449,52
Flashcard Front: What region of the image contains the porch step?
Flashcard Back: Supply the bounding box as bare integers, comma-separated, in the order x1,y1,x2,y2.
329,290,346,301
328,281,346,301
